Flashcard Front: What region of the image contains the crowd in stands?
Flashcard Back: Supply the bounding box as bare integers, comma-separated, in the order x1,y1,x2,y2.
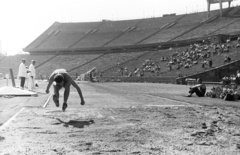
206,70,240,101
114,38,239,78
166,41,233,71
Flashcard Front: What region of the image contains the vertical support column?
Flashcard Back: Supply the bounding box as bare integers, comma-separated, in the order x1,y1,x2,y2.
219,0,223,17
9,69,16,87
207,0,211,18
228,0,231,8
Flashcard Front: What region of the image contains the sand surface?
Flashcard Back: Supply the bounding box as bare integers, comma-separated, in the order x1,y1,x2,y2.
0,80,240,154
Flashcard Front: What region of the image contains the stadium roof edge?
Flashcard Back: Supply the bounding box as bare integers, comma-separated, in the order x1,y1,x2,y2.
23,21,61,51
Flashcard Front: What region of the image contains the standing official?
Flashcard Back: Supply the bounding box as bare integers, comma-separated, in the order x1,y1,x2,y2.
18,59,27,89
29,60,36,91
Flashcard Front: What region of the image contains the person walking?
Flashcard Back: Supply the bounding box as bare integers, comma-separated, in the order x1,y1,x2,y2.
45,69,85,111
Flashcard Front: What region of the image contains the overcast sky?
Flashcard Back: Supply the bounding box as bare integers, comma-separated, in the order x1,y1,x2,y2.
0,0,239,55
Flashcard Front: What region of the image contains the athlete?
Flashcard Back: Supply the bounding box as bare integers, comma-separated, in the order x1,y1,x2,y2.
45,69,85,111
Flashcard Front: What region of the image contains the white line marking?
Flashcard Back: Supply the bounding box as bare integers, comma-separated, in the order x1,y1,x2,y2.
90,109,95,116
97,112,103,118
145,94,191,105
43,94,53,108
146,105,185,107
0,108,25,131
108,108,117,114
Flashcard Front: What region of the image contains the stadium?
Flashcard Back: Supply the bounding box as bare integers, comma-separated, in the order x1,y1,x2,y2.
1,0,240,154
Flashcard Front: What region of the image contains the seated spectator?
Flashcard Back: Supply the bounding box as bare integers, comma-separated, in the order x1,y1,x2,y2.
193,61,198,65
208,59,212,68
187,78,206,97
227,56,231,62
222,76,230,85
224,56,231,63
236,43,240,48
184,63,190,68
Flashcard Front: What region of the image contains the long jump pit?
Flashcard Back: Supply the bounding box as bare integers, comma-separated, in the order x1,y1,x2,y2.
0,82,240,154
1,104,240,154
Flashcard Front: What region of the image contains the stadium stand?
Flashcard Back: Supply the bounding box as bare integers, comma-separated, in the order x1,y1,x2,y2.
8,5,239,84
68,51,147,77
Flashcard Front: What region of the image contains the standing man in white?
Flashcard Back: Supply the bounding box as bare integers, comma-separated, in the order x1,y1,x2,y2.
18,59,27,89
28,60,36,91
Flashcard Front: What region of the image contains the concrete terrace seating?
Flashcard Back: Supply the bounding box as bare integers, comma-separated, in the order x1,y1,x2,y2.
71,51,146,77
71,32,121,48
175,17,239,41
35,22,101,50
36,54,101,77
105,29,157,46
211,18,240,35
104,48,177,77
105,16,180,46
136,16,178,29
38,31,85,49
141,25,194,43
97,19,141,32
25,23,61,50
141,10,221,43
58,22,100,31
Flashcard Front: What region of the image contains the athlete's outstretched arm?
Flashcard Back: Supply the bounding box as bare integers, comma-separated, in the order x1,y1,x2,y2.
68,75,85,105
45,74,55,94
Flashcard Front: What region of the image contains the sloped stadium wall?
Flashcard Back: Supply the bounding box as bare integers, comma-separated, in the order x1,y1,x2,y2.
176,60,240,84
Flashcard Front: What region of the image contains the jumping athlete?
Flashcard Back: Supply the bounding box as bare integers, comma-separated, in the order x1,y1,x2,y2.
45,69,85,111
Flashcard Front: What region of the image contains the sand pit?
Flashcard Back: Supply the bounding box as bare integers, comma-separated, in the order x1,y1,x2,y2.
0,81,240,154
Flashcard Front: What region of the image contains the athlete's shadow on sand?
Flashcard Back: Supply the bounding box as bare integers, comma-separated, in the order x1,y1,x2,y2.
54,118,94,128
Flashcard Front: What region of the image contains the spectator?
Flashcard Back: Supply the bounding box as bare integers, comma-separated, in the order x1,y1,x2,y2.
236,70,240,85
224,56,231,63
208,59,212,68
187,78,206,97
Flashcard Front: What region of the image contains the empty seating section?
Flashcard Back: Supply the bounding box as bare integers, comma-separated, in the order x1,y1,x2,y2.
175,13,206,26
104,16,180,46
106,29,158,46
58,22,100,32
71,51,146,76
71,32,121,48
141,25,195,43
211,19,240,35
175,17,238,41
137,13,216,44
37,54,100,77
36,22,100,49
136,15,178,29
97,19,141,32
25,23,61,49
38,31,85,49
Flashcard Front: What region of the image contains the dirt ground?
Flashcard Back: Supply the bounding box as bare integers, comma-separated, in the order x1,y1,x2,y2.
0,80,240,155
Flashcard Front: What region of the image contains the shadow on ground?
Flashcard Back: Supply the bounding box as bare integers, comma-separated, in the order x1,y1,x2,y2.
53,118,94,128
